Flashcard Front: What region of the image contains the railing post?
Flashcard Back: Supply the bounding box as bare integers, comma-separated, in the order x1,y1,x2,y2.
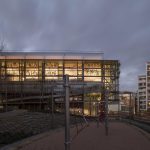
64,75,70,150
51,86,54,128
105,91,108,136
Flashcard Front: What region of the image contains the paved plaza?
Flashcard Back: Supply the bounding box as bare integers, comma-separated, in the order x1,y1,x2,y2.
1,122,150,150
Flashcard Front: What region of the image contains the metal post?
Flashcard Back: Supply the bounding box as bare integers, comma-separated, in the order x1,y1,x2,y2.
21,65,24,109
5,80,7,112
51,87,54,128
129,92,132,119
97,102,100,128
105,91,108,136
5,59,7,112
64,75,70,150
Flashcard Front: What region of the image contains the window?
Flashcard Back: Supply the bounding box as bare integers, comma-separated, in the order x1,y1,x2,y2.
5,60,20,81
147,71,150,76
65,69,77,76
64,61,77,68
25,61,39,80
84,61,101,68
84,77,101,82
140,105,146,109
84,69,101,76
147,65,150,70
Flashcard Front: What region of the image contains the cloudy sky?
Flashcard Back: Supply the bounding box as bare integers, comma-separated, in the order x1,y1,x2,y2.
0,0,150,91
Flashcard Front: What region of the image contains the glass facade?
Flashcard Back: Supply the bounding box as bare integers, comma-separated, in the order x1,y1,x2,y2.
0,57,120,116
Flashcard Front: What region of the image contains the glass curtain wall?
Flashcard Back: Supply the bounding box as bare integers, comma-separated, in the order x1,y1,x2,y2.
0,59,119,116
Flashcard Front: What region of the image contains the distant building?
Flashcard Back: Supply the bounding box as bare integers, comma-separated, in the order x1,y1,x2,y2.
138,75,146,112
146,62,150,111
119,91,136,115
137,62,150,113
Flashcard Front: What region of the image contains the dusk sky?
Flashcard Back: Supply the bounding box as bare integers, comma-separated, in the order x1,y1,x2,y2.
0,0,150,91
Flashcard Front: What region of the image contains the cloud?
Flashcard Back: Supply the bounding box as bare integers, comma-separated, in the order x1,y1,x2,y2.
0,0,150,91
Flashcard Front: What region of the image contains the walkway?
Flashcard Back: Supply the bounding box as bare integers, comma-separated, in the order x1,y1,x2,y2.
1,122,150,150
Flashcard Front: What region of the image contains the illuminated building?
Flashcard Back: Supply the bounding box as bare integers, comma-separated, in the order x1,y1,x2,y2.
0,52,120,116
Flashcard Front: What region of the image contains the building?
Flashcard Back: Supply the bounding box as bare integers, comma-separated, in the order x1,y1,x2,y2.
0,51,120,116
138,75,146,112
146,62,150,111
137,62,150,113
119,91,136,116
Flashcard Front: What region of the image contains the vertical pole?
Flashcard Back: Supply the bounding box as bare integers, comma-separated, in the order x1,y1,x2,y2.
129,92,132,119
105,91,108,136
97,102,100,128
5,79,7,112
5,59,7,112
21,61,24,109
41,61,45,111
101,60,108,135
118,93,120,119
64,75,70,150
82,61,84,115
51,86,54,128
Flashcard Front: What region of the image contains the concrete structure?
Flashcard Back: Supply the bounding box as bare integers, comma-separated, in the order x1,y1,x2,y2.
146,62,150,111
137,62,150,113
0,51,120,116
119,91,136,116
138,75,147,112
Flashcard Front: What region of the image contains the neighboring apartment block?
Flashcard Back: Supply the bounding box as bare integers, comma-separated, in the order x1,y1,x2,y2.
138,75,146,111
146,62,150,111
138,62,150,112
